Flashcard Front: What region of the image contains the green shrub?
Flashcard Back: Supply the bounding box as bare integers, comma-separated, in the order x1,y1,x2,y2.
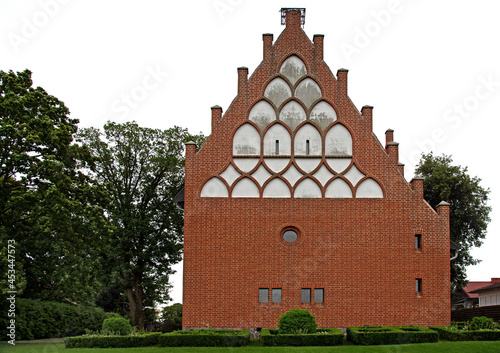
64,332,161,348
159,330,250,347
261,328,344,346
431,326,500,341
102,317,132,335
347,325,438,345
278,309,317,334
7,298,106,340
469,316,496,330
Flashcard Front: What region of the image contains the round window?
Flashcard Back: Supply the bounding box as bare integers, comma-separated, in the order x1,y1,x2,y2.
282,229,298,243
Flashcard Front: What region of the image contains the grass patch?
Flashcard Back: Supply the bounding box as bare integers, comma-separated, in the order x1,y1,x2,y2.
1,340,500,353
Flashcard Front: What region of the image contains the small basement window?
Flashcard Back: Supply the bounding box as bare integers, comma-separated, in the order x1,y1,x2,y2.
314,288,324,303
301,288,311,303
259,288,269,303
272,288,282,303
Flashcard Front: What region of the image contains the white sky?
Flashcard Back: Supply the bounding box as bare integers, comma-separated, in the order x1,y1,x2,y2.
1,0,499,305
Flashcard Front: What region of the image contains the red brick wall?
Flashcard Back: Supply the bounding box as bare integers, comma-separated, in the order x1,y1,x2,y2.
183,9,450,329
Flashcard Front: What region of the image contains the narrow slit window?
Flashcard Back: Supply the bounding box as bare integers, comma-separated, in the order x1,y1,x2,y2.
259,288,269,303
306,140,310,155
416,278,422,293
272,288,282,303
275,140,280,155
301,288,311,303
415,234,422,249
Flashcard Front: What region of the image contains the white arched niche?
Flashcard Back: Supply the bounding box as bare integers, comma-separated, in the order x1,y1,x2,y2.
279,100,306,131
249,100,276,130
325,178,353,198
325,124,352,156
294,178,322,198
263,123,291,156
294,124,322,156
295,78,322,108
200,177,228,198
356,178,383,198
232,178,260,198
233,123,260,155
310,101,337,130
280,55,307,85
263,178,291,198
264,78,292,108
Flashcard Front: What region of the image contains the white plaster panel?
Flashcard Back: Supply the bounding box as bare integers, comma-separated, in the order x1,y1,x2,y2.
263,124,291,155
294,124,322,156
280,55,307,85
232,178,260,198
325,178,353,198
264,158,290,173
326,158,352,173
220,164,240,186
294,178,322,198
279,100,306,131
344,165,365,186
265,78,292,107
313,164,335,186
233,158,259,173
200,177,228,198
233,123,260,155
356,178,383,198
282,164,303,186
263,178,291,198
295,78,322,108
251,165,272,186
310,101,337,130
295,158,321,173
249,100,276,130
325,124,353,156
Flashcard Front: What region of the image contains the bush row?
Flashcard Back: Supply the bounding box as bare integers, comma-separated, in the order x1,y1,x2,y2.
347,326,439,345
158,330,250,347
430,326,500,341
64,332,161,348
4,298,107,340
261,328,344,346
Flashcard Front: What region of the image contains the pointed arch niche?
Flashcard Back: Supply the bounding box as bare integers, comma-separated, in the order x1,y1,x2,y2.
233,123,260,155
280,55,307,85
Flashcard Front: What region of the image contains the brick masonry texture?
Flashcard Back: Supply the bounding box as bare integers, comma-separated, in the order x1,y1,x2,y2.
182,9,450,329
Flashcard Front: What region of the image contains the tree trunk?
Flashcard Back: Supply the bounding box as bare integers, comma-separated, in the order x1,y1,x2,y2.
125,274,145,330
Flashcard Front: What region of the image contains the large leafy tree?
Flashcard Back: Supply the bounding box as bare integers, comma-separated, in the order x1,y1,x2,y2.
78,121,204,329
415,153,491,291
0,69,111,304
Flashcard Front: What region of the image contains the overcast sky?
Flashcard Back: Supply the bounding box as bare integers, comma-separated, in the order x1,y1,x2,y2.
2,0,499,305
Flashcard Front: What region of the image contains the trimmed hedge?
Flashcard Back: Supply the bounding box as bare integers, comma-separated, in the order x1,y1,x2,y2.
10,298,106,340
64,332,161,348
347,326,438,345
430,326,500,341
102,317,132,335
261,328,345,346
159,330,250,347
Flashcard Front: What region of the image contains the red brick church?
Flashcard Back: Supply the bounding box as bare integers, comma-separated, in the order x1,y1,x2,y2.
179,8,450,329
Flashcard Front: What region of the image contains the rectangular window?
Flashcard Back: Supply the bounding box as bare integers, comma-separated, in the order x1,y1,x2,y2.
415,234,422,249
306,140,310,155
314,288,324,303
259,288,269,303
301,288,311,303
272,288,282,303
275,140,279,155
416,278,422,293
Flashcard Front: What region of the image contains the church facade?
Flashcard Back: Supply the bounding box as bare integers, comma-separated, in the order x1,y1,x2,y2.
181,8,450,329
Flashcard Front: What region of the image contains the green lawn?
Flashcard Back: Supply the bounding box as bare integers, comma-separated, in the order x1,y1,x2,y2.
1,340,500,353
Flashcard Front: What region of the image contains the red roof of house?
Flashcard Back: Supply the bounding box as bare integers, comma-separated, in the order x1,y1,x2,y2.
462,282,494,299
